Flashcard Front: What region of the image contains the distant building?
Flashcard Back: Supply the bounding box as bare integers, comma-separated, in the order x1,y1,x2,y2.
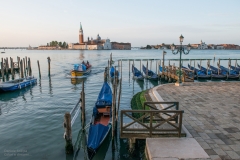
220,44,240,50
68,23,130,50
216,45,224,49
111,42,131,50
38,45,60,50
191,40,208,49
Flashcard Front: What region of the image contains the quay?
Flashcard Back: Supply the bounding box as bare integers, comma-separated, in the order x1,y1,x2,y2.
144,81,240,160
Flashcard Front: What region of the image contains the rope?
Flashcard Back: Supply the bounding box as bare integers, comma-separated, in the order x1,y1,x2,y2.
70,98,81,116
71,108,80,127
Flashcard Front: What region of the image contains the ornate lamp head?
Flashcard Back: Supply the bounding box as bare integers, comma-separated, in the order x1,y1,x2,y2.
179,34,184,43
171,43,175,51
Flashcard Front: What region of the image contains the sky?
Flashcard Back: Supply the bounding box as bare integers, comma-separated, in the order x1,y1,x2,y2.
0,0,240,47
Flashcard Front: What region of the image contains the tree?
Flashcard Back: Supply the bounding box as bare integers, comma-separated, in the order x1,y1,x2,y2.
62,41,66,48
146,45,152,49
59,42,62,47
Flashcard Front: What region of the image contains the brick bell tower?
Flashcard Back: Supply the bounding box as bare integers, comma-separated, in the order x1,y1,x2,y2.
79,22,84,44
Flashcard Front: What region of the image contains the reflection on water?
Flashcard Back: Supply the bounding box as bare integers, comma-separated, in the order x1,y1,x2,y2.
0,84,37,101
79,50,85,60
71,78,86,85
49,77,53,96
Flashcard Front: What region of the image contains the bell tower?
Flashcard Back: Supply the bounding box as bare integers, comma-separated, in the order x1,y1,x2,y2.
79,22,84,44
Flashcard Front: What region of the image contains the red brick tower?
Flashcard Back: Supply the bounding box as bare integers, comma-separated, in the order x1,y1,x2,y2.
79,22,84,44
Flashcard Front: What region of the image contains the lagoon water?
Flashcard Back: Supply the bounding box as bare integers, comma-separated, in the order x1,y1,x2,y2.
0,49,239,160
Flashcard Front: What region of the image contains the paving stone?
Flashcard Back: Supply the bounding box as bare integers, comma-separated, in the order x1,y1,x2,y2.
219,144,232,151
229,145,240,151
209,155,221,160
225,150,240,159
204,149,217,155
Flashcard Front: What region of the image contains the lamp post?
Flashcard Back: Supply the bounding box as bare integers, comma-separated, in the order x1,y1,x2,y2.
162,50,167,67
171,34,191,86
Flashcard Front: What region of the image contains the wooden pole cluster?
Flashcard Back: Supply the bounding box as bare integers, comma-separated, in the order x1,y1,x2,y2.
63,112,74,154
1,58,4,81
23,58,26,77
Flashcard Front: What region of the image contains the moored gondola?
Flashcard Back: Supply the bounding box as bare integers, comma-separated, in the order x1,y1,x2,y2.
142,65,158,81
87,82,112,160
132,64,144,81
188,64,210,79
220,65,239,80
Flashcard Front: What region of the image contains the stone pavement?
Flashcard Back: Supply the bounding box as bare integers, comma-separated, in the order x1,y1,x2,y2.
151,81,240,160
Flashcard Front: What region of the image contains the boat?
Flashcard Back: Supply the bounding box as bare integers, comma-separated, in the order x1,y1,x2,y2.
87,82,112,160
132,64,144,81
188,64,210,79
110,66,119,79
230,65,240,72
71,61,92,77
219,65,239,80
197,64,212,75
142,65,158,80
0,76,37,92
209,65,227,80
182,65,196,79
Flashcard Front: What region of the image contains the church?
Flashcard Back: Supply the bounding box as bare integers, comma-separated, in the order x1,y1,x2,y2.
68,23,112,50
68,23,131,50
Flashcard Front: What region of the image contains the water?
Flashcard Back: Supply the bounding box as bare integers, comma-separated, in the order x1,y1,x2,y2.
0,49,239,160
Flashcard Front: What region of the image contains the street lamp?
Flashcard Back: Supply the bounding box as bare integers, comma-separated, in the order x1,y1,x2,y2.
162,50,167,67
171,34,191,86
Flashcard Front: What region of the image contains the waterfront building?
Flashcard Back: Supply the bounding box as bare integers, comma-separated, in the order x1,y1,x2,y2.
191,40,208,49
68,22,131,50
38,45,61,50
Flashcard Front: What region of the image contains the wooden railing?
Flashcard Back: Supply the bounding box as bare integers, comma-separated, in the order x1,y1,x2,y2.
144,101,179,123
120,109,184,138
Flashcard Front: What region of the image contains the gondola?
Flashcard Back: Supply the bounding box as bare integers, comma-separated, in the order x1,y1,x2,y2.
132,64,144,81
230,65,240,72
209,65,227,80
110,66,119,79
182,65,197,79
87,82,112,160
142,65,158,81
220,65,239,80
188,64,210,79
0,76,37,92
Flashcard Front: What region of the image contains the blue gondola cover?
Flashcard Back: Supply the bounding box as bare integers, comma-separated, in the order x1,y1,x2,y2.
87,124,110,150
95,82,112,107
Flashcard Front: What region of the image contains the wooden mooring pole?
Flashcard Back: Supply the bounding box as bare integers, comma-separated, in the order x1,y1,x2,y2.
23,58,26,78
112,67,117,139
129,60,130,75
47,57,51,76
10,57,14,79
108,59,110,79
25,56,28,76
81,81,85,128
37,60,41,79
28,57,32,76
20,60,24,78
63,112,74,154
